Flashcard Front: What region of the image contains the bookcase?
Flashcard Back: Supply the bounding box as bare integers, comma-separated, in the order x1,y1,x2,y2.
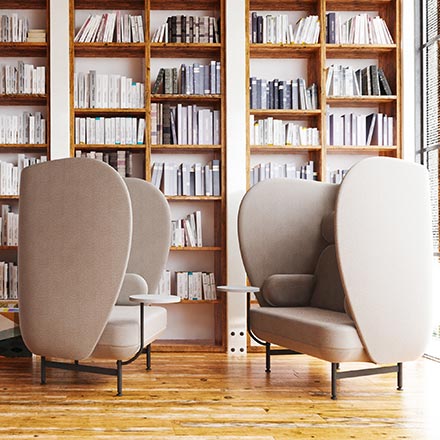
70,0,226,352
0,0,50,314
246,0,400,187
246,0,400,349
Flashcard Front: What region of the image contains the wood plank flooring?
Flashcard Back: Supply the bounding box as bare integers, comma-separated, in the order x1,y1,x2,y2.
0,352,439,439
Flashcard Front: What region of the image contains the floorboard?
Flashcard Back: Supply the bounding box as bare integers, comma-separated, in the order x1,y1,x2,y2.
0,352,439,439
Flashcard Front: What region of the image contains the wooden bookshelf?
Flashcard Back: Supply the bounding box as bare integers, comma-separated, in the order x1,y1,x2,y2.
69,0,227,352
246,0,401,188
0,0,51,306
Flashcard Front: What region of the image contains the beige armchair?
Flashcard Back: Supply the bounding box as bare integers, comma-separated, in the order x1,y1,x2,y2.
18,158,171,395
238,157,433,399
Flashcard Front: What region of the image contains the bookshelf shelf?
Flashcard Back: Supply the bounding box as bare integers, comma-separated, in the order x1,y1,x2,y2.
150,43,221,58
0,246,18,251
326,44,397,59
0,196,19,200
74,0,144,8
0,43,47,57
151,94,222,104
251,145,321,153
0,144,48,150
0,95,47,106
166,196,222,201
73,144,146,151
250,44,320,59
153,339,225,352
327,145,398,153
250,0,318,10
250,109,321,119
150,0,220,9
152,144,222,152
74,43,145,58
326,0,393,11
2,0,46,8
73,108,146,117
326,96,397,107
170,246,222,251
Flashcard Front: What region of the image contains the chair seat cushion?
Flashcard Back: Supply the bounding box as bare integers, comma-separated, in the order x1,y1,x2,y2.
91,305,167,360
250,306,370,363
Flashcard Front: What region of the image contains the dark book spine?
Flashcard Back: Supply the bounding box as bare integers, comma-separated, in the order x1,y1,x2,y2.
251,12,257,43
257,15,263,44
162,104,171,144
273,78,279,109
369,65,380,96
170,16,177,43
181,15,186,43
152,68,164,94
378,68,393,95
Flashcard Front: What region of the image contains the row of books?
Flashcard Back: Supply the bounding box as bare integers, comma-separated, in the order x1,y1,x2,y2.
171,210,203,248
152,15,220,44
74,117,145,145
0,262,17,300
0,63,46,95
0,14,29,43
1,205,18,247
176,271,217,300
250,13,320,44
151,103,220,145
74,12,144,43
250,116,320,146
152,62,221,95
250,160,316,187
0,155,47,196
326,64,392,97
328,169,348,184
0,112,46,145
75,150,134,178
250,77,318,110
151,160,221,197
327,112,394,146
74,71,145,109
326,13,393,45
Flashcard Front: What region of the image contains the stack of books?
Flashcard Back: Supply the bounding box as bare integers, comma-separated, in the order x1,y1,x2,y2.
176,271,217,300
75,150,133,178
27,29,46,42
0,112,46,144
0,14,29,42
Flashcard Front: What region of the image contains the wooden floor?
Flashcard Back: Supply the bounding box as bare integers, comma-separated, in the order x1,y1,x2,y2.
0,352,439,439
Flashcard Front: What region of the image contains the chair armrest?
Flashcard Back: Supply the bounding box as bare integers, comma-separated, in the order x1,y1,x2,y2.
216,285,260,293
262,274,315,307
116,273,148,306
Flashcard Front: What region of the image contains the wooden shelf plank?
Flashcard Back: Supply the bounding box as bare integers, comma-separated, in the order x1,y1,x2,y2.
150,0,221,9
327,145,398,153
170,246,222,251
0,144,48,150
151,144,222,152
0,94,47,106
74,144,145,150
0,43,47,57
0,195,19,200
250,109,321,118
74,0,144,9
152,340,225,352
150,43,221,58
326,44,397,58
250,43,320,59
0,246,18,250
250,0,319,10
74,43,145,58
326,0,394,11
166,196,222,201
251,145,321,153
1,0,46,8
73,108,146,116
151,94,221,103
326,96,397,107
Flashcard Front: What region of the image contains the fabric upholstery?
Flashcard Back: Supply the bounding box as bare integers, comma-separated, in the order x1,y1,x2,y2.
18,158,132,360
117,273,148,306
261,274,315,307
321,211,335,244
238,178,339,306
336,157,433,364
250,307,370,363
92,305,167,360
124,178,171,295
309,245,345,313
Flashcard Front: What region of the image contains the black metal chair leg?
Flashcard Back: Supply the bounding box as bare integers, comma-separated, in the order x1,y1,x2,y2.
265,342,271,372
116,360,123,396
146,344,151,371
331,362,338,400
397,362,403,390
41,356,46,385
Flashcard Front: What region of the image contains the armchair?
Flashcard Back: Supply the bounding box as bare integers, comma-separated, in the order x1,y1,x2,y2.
237,157,433,399
18,158,171,395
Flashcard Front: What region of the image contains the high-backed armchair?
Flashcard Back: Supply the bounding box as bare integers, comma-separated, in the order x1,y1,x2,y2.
18,158,171,395
238,157,433,399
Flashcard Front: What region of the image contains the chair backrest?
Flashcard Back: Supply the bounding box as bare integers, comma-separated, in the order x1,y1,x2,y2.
336,157,433,364
238,178,339,306
124,178,171,294
18,158,132,360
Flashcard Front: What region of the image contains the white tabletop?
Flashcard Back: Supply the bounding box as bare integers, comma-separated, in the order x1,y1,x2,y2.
216,285,260,293
129,294,182,305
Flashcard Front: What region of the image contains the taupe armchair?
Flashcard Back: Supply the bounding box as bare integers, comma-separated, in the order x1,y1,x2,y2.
18,158,171,395
238,157,433,399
